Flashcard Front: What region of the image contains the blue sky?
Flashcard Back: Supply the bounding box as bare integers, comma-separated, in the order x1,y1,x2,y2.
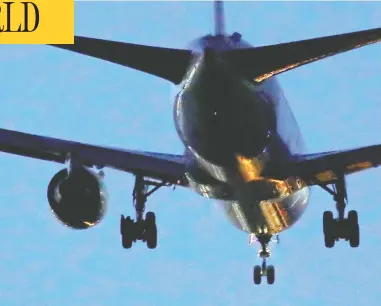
0,1,381,305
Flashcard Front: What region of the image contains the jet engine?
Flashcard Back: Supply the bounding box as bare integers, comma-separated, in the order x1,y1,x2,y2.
47,166,108,229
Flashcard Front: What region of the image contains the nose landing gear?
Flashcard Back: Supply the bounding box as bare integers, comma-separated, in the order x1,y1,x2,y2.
251,234,279,285
120,175,171,249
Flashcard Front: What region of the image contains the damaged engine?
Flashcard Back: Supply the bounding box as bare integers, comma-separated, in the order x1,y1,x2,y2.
47,166,108,229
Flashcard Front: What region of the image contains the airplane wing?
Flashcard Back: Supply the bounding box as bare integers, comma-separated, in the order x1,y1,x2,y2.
0,128,188,186
49,36,193,85
277,145,381,185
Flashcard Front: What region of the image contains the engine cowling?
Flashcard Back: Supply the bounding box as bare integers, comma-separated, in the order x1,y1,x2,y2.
47,167,108,229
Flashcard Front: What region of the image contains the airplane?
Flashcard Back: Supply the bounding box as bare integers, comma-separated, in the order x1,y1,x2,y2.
2,1,381,285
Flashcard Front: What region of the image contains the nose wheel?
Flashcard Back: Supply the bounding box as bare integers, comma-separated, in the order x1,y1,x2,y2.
252,234,277,285
320,173,360,248
120,175,171,249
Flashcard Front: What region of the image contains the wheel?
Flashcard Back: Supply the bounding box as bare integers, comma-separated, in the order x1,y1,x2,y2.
145,225,157,249
323,211,335,248
145,212,157,249
348,210,358,224
121,216,134,233
323,211,334,234
349,224,360,248
122,233,133,249
120,215,125,235
121,216,134,249
348,210,360,248
266,265,275,285
253,265,262,285
146,211,156,224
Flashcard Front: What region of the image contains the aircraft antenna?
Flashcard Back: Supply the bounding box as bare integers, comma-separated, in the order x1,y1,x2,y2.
214,0,226,36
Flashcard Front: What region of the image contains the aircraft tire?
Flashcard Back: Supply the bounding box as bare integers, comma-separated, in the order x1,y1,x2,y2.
145,212,157,249
323,211,335,248
122,233,133,249
348,210,358,225
120,215,125,235
121,216,134,249
253,265,261,285
266,265,275,285
348,210,359,248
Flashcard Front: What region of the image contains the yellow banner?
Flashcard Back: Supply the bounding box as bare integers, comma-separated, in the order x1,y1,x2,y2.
0,0,74,44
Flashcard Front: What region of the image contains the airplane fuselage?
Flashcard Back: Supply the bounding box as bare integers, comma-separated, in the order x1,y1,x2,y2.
174,35,310,235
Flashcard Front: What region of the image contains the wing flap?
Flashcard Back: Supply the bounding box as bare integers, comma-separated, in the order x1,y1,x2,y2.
0,128,188,185
50,36,193,84
223,27,381,82
282,145,381,185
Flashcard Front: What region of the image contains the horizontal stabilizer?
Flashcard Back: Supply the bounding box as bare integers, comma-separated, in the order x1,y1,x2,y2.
223,27,381,82
50,36,193,84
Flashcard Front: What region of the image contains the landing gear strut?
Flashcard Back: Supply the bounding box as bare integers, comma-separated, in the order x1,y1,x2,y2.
120,175,171,249
252,234,278,285
320,173,359,248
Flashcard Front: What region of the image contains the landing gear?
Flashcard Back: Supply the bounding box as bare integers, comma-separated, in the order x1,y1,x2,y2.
321,173,360,248
252,234,278,285
120,175,171,249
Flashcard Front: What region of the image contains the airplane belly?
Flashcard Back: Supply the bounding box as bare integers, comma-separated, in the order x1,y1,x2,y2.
222,186,310,234
186,163,311,235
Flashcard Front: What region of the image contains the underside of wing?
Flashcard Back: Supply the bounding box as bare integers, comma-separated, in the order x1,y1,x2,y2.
0,128,188,186
50,36,193,84
280,145,381,185
223,27,381,82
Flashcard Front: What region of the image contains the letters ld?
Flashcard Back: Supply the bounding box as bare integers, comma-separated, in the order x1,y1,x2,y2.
0,1,40,32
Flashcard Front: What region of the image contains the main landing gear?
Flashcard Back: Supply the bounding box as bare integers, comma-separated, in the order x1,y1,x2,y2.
320,173,359,248
252,234,279,285
120,175,171,249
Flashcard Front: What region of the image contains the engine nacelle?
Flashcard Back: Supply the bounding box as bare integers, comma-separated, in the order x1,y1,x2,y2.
47,167,108,229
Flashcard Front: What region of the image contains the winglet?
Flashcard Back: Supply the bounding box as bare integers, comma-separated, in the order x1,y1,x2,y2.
214,0,226,36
